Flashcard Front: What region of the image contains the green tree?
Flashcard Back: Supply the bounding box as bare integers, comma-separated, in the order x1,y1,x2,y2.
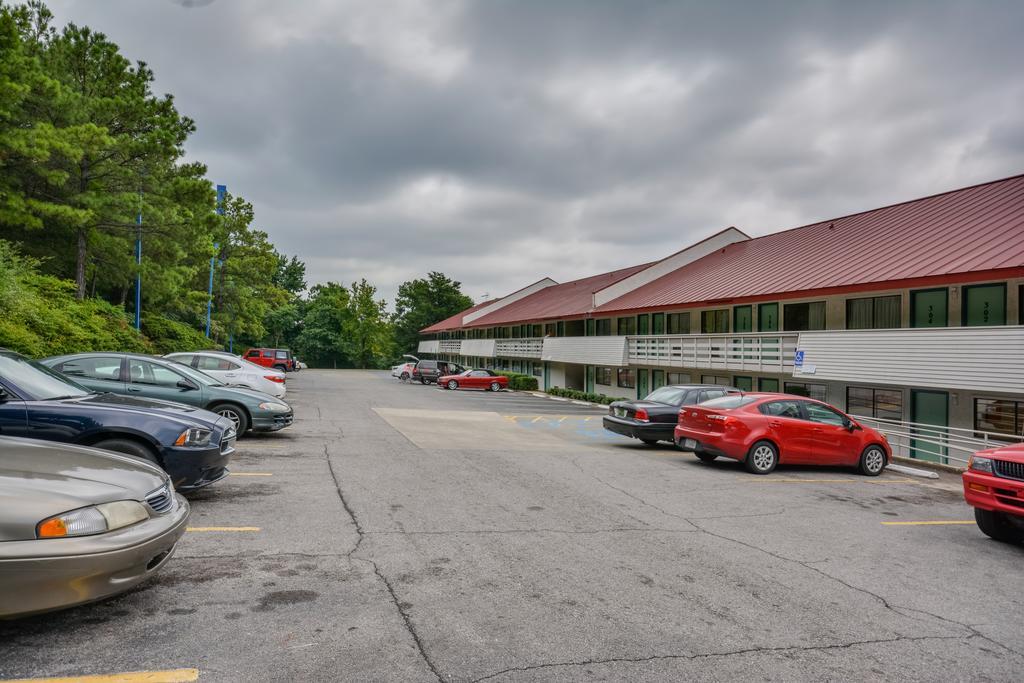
343,279,392,369
294,282,351,368
392,272,473,353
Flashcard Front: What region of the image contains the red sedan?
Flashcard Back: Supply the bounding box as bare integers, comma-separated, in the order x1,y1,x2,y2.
674,393,890,475
438,369,509,392
963,443,1024,544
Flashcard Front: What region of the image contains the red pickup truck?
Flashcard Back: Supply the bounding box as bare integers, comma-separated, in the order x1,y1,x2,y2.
244,348,295,373
963,442,1024,544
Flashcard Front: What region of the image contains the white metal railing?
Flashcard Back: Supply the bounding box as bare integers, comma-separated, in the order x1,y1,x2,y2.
438,339,461,354
628,333,799,372
852,415,1017,467
495,337,544,359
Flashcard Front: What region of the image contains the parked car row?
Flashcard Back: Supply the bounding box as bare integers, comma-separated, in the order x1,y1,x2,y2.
0,346,296,618
604,382,1024,545
391,356,509,392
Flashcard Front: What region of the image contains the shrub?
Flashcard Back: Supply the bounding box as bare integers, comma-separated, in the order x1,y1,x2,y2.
142,314,220,355
546,386,629,405
502,371,539,391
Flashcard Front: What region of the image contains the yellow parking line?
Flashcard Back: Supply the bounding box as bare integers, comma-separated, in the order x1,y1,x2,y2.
5,669,200,683
531,417,544,423
881,520,974,526
228,472,273,477
186,526,260,532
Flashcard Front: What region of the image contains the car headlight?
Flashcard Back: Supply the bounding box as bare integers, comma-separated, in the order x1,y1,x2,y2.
174,427,213,447
258,402,290,413
37,501,150,538
968,455,994,473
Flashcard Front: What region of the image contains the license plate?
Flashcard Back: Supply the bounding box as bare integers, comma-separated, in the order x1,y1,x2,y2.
684,438,697,449
615,408,626,417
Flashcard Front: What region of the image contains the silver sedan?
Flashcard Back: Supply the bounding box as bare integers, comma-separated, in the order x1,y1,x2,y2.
0,436,190,619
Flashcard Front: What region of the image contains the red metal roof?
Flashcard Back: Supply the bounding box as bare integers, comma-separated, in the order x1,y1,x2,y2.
595,173,1024,313
466,263,653,328
420,299,494,334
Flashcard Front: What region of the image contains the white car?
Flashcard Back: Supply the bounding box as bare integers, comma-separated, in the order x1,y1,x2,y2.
164,351,287,398
391,362,416,380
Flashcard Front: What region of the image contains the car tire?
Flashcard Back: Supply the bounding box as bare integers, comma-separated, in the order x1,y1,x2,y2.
696,452,717,463
490,381,501,392
210,403,249,435
745,440,778,475
858,445,886,476
974,508,1022,544
93,438,160,466
400,372,410,381
420,377,429,385
447,380,459,390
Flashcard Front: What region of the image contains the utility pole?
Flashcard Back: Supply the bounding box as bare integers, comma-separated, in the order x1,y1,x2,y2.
134,192,142,330
206,184,227,338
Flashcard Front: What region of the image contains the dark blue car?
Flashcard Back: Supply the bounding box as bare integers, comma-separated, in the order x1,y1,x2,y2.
0,349,235,491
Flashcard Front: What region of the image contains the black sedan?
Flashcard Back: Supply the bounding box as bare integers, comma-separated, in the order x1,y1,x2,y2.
0,349,235,491
603,384,740,445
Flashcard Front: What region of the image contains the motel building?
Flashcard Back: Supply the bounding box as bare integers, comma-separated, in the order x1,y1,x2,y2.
418,174,1024,465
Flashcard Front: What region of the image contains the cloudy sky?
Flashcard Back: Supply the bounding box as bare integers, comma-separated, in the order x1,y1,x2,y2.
50,0,1024,304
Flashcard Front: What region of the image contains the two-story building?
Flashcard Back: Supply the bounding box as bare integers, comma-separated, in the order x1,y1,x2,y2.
418,174,1024,462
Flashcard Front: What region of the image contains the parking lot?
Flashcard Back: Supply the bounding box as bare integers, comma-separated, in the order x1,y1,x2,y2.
2,370,1022,682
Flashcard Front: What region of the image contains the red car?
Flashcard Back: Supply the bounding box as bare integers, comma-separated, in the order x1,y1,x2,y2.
674,393,890,476
438,369,508,392
963,443,1024,544
244,347,295,372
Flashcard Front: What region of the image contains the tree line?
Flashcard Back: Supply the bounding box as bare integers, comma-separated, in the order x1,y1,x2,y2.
0,1,472,367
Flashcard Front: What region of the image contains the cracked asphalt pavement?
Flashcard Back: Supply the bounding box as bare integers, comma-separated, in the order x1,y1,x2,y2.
2,370,1022,681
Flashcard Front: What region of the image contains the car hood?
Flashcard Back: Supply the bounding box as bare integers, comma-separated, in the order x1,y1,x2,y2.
61,393,223,430
977,442,1024,464
0,436,167,541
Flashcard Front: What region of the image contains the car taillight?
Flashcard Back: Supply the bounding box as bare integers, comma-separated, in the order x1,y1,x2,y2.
266,375,285,383
634,408,649,422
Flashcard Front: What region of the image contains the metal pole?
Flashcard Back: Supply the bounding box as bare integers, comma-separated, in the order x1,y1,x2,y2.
205,243,217,338
134,199,142,330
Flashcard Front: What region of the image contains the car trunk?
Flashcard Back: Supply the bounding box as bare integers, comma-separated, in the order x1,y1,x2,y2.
678,405,728,433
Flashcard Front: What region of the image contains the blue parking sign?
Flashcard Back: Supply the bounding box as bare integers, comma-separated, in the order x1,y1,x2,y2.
794,349,805,368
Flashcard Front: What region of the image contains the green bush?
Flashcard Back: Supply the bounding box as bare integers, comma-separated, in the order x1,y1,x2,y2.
142,314,220,355
502,371,539,391
547,386,629,405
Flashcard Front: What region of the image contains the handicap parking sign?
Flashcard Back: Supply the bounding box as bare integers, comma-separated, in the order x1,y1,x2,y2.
794,349,805,368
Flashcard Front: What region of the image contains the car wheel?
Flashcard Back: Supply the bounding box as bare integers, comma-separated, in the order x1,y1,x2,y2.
490,381,501,392
447,380,459,390
745,440,778,475
696,452,717,463
93,438,160,466
858,445,886,476
420,377,429,385
400,372,410,381
974,508,1023,544
273,364,288,373
211,403,249,435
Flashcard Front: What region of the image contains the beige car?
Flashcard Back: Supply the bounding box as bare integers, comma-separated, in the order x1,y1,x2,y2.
0,436,190,619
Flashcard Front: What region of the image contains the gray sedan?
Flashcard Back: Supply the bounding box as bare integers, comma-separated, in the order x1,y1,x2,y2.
0,436,190,619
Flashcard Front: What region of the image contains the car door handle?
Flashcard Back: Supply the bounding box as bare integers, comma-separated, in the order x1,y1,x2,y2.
127,387,142,392
768,421,782,428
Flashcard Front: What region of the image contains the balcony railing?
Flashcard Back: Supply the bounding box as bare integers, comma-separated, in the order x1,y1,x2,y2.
628,333,799,372
417,340,440,353
495,337,544,359
438,339,462,354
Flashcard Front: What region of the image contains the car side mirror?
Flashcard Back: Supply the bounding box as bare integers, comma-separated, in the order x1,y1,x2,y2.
0,386,9,403
177,379,198,391
845,420,861,432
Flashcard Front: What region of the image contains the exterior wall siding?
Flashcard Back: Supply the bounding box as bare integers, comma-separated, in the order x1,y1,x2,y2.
542,336,628,366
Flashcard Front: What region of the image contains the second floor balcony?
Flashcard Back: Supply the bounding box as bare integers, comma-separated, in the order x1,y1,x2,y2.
628,333,799,373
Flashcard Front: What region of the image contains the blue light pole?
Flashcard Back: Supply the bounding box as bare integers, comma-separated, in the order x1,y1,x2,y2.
134,194,142,330
206,184,227,338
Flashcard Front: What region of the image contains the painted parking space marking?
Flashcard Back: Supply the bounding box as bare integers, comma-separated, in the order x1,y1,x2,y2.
5,669,200,683
186,526,260,532
881,520,974,526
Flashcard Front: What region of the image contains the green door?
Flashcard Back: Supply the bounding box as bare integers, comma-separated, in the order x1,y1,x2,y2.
911,288,947,327
652,313,665,335
637,369,649,399
543,363,550,390
759,377,779,392
637,314,649,335
652,369,665,390
962,284,1006,326
911,390,949,464
586,366,595,393
734,376,753,392
758,303,779,332
734,305,753,333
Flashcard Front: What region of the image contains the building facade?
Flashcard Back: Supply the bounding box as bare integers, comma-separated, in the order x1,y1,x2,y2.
418,175,1024,461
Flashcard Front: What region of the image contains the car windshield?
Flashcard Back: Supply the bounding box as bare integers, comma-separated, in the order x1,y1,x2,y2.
165,360,224,387
0,352,92,401
643,386,689,406
702,395,759,409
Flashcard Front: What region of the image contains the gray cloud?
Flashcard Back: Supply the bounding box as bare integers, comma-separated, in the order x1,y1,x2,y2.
50,0,1024,303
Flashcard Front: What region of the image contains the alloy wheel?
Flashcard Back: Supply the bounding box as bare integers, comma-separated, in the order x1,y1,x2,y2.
218,408,241,431
751,445,776,471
